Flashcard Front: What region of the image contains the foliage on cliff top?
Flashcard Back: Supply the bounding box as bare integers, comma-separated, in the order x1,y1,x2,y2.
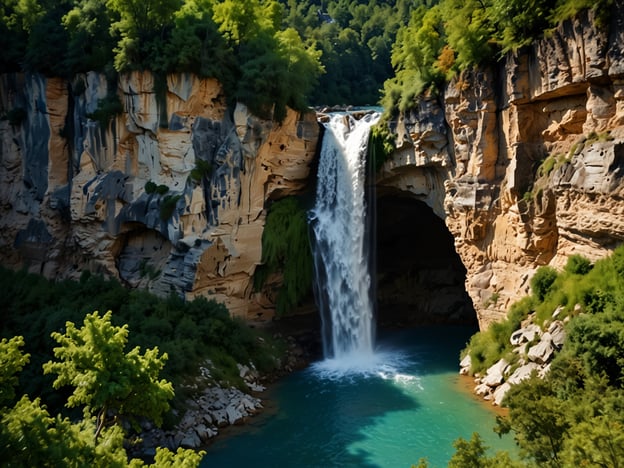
0,0,324,120
382,0,615,117
449,246,624,466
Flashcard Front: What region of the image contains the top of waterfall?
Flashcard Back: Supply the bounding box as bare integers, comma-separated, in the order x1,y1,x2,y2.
316,106,382,123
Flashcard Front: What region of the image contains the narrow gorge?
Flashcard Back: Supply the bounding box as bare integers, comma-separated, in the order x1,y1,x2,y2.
4,9,624,332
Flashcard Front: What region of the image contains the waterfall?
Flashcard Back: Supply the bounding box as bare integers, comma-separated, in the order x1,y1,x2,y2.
310,111,380,362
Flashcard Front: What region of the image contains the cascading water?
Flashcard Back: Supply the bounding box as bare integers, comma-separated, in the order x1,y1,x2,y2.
310,111,380,366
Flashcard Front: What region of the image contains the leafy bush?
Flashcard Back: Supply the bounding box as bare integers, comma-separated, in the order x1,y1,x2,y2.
369,123,395,172
458,245,624,466
564,254,592,275
530,266,558,301
190,159,212,182
145,181,158,194
87,93,123,128
159,194,182,221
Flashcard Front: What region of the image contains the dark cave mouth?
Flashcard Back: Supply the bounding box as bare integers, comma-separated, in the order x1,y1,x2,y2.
374,195,477,327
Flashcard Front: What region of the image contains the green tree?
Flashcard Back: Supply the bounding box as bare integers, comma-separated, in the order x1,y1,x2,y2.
0,328,202,467
163,0,234,79
496,375,569,466
43,310,174,441
62,0,116,74
0,336,29,407
106,0,182,71
530,266,558,301
449,432,522,468
492,0,555,53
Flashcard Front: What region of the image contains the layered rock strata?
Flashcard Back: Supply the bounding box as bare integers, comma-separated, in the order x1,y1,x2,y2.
382,7,624,327
0,71,318,319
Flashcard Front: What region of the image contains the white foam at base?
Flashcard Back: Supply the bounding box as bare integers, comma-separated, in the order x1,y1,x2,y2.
310,348,421,390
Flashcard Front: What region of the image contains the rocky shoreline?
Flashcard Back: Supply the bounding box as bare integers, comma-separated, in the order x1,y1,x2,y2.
460,307,570,406
133,326,319,458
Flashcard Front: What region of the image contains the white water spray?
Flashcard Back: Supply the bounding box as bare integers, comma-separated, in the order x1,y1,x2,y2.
310,111,380,365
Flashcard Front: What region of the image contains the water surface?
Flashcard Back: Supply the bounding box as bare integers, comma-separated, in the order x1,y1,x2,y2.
201,326,515,468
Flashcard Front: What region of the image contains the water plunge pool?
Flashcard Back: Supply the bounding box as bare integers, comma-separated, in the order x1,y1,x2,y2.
201,326,515,467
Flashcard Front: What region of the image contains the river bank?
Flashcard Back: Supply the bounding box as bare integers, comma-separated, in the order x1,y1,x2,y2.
132,313,321,458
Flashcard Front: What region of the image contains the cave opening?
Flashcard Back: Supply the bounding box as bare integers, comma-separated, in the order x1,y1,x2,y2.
375,194,477,327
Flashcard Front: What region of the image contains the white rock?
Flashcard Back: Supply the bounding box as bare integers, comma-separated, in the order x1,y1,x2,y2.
226,405,244,425
482,359,509,387
474,383,491,396
459,354,472,375
510,324,542,346
527,333,555,364
548,320,566,348
211,409,228,427
507,362,541,385
180,432,201,449
493,382,511,406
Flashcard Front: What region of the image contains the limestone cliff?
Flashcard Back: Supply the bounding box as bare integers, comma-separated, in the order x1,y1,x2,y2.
381,7,624,328
0,71,318,319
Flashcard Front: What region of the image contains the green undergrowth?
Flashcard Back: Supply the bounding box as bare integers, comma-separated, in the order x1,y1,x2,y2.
465,248,624,375
451,246,624,466
0,267,285,415
254,196,313,316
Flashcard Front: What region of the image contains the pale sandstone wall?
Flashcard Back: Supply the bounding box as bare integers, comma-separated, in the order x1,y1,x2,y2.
0,71,318,320
382,7,624,328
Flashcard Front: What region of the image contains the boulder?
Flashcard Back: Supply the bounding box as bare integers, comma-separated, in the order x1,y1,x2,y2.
226,405,244,425
459,354,472,375
510,324,542,346
482,359,509,387
179,432,201,449
493,382,511,406
548,320,566,348
527,333,555,364
507,362,542,385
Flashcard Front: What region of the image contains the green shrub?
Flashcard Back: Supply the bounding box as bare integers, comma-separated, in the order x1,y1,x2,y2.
369,123,395,172
87,93,123,128
159,194,181,221
564,254,592,275
190,159,212,182
0,267,285,410
530,266,558,301
145,181,158,194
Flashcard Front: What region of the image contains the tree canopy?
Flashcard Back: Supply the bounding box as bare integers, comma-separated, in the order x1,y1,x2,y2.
0,0,615,112
0,312,202,467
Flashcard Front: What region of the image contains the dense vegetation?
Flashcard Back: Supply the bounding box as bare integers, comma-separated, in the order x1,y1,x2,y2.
381,0,615,117
1,0,613,118
427,247,624,466
0,267,284,415
1,312,203,466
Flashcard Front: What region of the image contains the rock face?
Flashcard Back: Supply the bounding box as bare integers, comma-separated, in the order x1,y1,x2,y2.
382,7,624,328
3,10,624,330
0,71,318,319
